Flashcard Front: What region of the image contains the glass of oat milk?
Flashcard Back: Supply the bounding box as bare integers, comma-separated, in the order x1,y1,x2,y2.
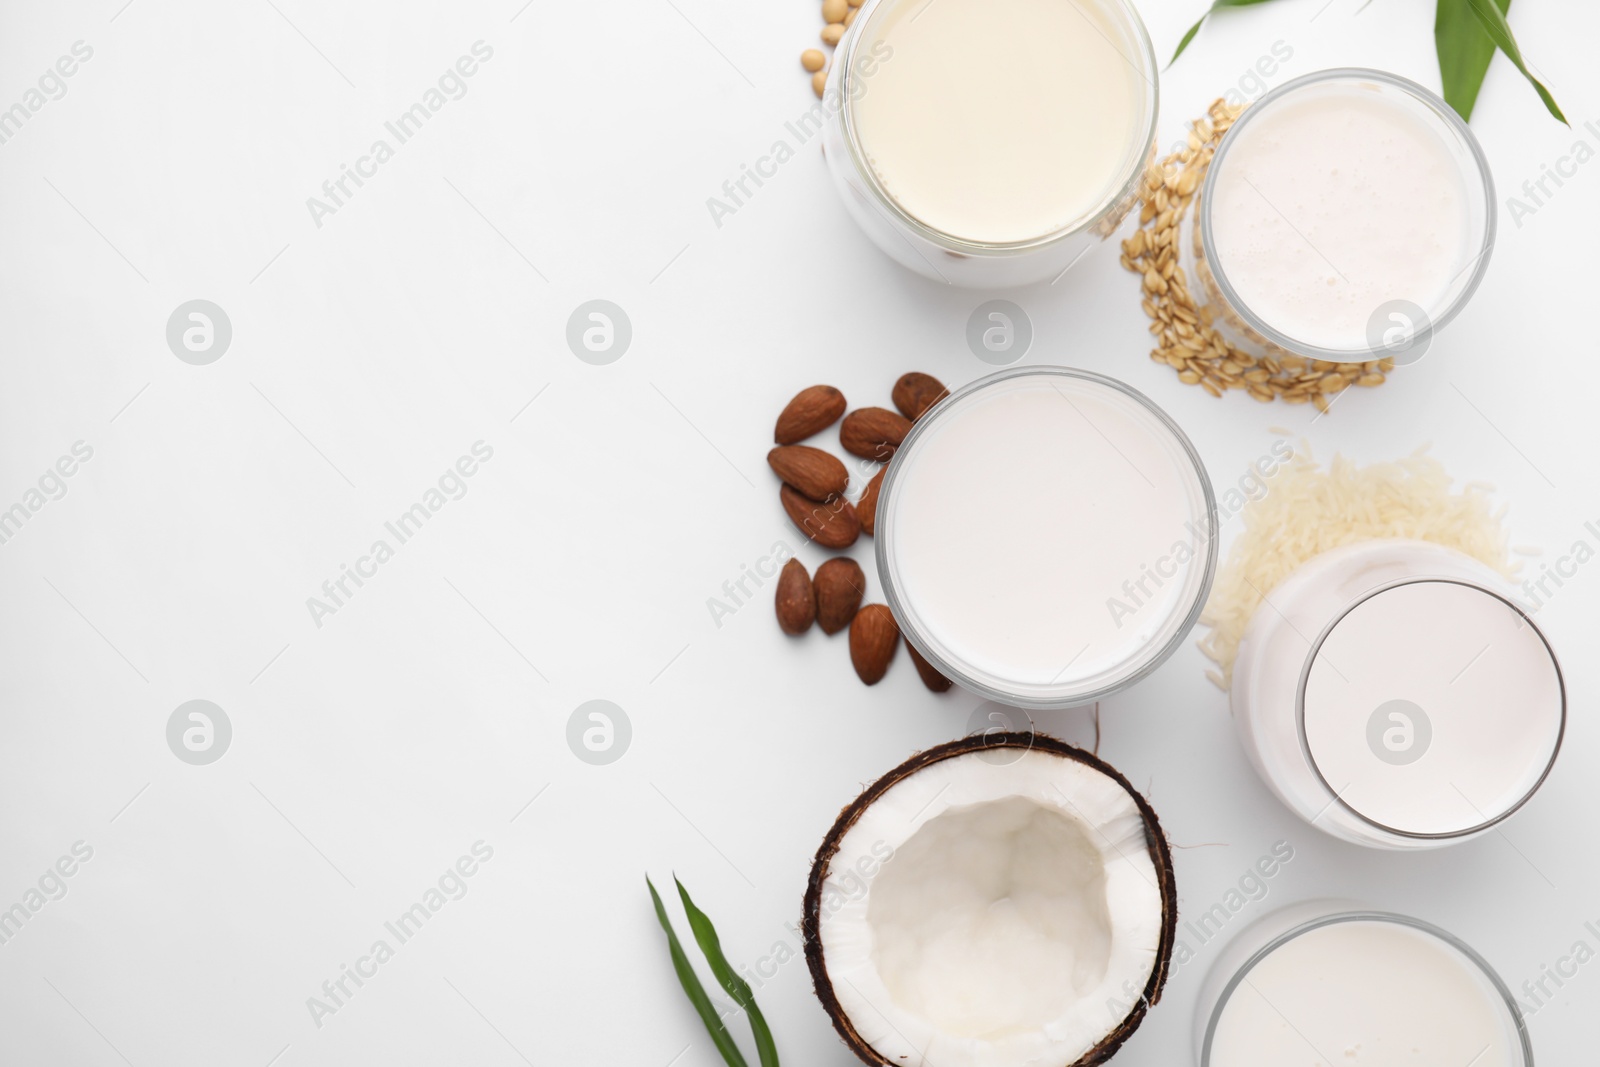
876,366,1217,708
1191,69,1496,364
1197,903,1532,1067
820,0,1159,288
1231,540,1565,849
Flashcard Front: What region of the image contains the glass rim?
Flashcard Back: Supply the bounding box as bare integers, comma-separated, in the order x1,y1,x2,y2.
1197,67,1498,363
834,0,1160,256
1294,575,1567,840
1199,909,1533,1067
875,365,1219,710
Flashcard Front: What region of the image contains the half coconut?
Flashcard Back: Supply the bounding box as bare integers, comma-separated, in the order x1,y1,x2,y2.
803,733,1177,1067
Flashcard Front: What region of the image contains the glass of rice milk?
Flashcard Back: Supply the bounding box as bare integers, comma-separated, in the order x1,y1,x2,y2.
1198,903,1532,1067
820,0,1159,288
1193,69,1496,364
1230,540,1565,849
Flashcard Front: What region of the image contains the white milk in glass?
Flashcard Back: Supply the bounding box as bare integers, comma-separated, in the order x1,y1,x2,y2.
1207,917,1524,1067
878,369,1214,708
852,0,1145,244
1198,70,1493,360
1230,540,1564,848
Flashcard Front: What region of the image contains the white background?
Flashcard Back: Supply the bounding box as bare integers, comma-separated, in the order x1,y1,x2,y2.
0,0,1596,1064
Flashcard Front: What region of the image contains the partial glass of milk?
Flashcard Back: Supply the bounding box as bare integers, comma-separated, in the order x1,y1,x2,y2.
1198,904,1531,1067
876,367,1217,708
819,0,1158,288
1230,540,1565,849
1194,69,1495,364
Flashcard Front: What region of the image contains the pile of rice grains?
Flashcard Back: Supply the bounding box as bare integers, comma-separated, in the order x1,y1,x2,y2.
1198,439,1521,690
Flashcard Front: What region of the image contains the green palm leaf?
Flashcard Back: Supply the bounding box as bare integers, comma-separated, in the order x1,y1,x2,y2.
1169,0,1284,67
647,877,750,1067
676,879,780,1067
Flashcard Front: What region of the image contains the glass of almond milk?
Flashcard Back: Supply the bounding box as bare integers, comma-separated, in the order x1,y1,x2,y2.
1198,903,1532,1067
1230,540,1565,849
1192,69,1496,364
876,366,1217,708
820,0,1159,288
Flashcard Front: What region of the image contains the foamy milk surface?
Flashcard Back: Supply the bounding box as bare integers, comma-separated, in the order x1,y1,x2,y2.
1208,84,1473,350
1210,920,1517,1067
852,0,1144,244
889,375,1207,689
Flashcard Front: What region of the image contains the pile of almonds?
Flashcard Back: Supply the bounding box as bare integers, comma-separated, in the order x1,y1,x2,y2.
768,372,953,691
1123,99,1395,413
801,0,865,98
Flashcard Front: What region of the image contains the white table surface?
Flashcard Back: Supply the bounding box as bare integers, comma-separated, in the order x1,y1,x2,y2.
1,0,1596,1064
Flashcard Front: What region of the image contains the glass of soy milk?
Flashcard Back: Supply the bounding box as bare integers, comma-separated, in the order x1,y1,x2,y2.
1197,903,1532,1067
1193,69,1496,364
820,0,1158,288
1230,540,1565,849
876,367,1217,708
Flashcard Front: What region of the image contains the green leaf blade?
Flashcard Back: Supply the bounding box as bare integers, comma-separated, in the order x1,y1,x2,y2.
1168,0,1287,68
1436,0,1504,121
648,877,751,1067
1462,0,1567,124
675,879,780,1067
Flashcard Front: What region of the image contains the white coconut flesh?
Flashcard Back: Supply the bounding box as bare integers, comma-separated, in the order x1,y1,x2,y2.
817,749,1164,1067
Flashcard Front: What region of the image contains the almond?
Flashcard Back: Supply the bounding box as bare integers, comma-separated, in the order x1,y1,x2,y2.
849,604,899,685
775,385,847,444
905,642,953,692
839,407,912,461
774,558,815,635
767,445,848,502
780,484,860,549
857,467,884,536
814,558,866,635
892,372,950,422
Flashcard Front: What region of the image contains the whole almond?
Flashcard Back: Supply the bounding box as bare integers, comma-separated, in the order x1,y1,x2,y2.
775,385,847,444
857,467,884,536
774,558,815,636
780,484,860,549
840,407,912,461
767,446,848,502
892,372,950,422
849,604,899,685
905,642,953,692
814,557,866,635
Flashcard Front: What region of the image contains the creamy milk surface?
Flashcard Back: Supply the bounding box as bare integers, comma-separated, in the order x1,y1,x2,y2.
1302,580,1562,836
1210,920,1518,1067
1208,84,1473,350
852,0,1144,244
888,375,1207,690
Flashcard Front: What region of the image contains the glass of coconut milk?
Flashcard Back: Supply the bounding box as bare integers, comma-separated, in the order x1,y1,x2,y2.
820,0,1159,287
1191,69,1496,364
1197,903,1532,1067
1231,540,1565,849
876,366,1217,708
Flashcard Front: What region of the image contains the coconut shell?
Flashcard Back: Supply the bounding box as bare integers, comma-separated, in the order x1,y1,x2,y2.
801,732,1178,1067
